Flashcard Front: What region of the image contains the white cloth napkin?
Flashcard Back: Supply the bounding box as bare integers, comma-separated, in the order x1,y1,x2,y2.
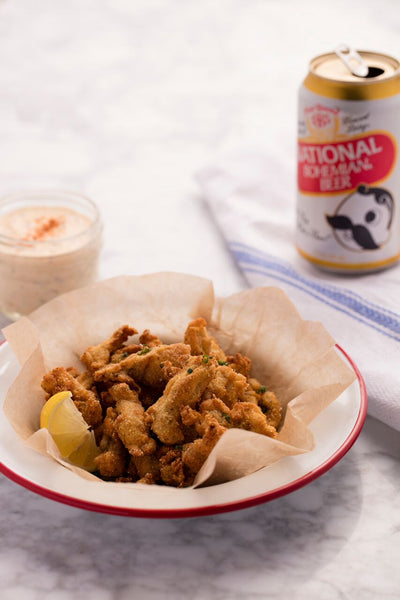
197,148,400,431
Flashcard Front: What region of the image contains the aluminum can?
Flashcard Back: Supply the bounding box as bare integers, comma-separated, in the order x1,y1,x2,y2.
296,46,400,273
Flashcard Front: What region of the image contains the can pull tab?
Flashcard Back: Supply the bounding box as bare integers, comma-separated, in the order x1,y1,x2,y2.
335,44,369,77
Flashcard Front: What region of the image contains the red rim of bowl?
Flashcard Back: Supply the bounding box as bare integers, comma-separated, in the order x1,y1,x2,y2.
0,341,367,519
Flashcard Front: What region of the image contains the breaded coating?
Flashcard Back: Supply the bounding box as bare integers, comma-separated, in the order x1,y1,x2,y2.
94,440,126,478
257,390,282,429
99,370,141,390
93,422,105,446
159,448,186,487
41,367,102,428
139,329,163,348
147,358,217,444
66,366,80,378
184,318,226,361
199,397,232,429
180,405,202,427
41,319,283,487
131,454,161,482
111,344,142,363
76,371,95,390
94,407,127,478
65,365,95,391
246,378,282,426
159,360,185,381
137,473,158,485
231,402,277,438
102,407,118,438
180,405,202,443
182,414,227,475
109,383,156,457
226,353,252,378
94,343,191,388
202,365,248,408
99,389,114,410
242,385,260,404
81,325,137,372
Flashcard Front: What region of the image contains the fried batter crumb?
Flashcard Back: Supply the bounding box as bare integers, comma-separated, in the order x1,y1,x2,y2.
40,321,282,487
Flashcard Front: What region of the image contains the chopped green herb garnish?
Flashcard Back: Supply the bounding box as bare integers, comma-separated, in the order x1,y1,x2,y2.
202,355,209,364
256,385,266,394
121,352,128,359
139,345,151,355
187,367,194,374
160,362,164,368
218,360,229,366
222,412,231,423
175,444,183,450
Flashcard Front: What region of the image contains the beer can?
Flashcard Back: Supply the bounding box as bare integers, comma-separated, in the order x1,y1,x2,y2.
296,46,400,273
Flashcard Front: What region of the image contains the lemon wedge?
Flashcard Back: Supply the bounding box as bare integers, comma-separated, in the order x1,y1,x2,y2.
40,390,72,429
40,392,100,471
68,431,100,471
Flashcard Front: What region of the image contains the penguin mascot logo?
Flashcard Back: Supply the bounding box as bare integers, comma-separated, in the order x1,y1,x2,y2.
326,184,394,251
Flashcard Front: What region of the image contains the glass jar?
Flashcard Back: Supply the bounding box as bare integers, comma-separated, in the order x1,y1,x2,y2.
0,190,103,320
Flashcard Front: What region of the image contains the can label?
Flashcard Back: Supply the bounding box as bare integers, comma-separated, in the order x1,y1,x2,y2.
296,91,400,271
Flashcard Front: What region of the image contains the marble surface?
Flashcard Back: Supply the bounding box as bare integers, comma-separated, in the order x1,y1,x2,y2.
0,0,400,598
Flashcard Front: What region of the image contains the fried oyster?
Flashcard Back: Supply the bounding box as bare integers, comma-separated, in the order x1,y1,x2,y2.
40,318,282,487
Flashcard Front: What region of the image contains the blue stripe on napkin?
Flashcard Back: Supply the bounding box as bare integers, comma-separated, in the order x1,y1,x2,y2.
230,241,400,343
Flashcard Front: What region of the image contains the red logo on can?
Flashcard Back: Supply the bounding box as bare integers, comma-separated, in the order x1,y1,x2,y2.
298,132,396,194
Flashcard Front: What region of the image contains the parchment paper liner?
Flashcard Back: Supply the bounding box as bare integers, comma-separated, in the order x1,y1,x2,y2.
2,272,356,489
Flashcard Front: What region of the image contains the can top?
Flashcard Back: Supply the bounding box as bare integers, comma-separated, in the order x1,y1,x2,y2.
305,48,400,100
311,50,399,82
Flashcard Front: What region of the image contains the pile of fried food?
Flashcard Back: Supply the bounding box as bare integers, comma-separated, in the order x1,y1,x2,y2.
40,318,282,487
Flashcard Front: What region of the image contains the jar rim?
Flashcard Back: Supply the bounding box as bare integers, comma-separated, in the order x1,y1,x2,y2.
0,189,102,247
